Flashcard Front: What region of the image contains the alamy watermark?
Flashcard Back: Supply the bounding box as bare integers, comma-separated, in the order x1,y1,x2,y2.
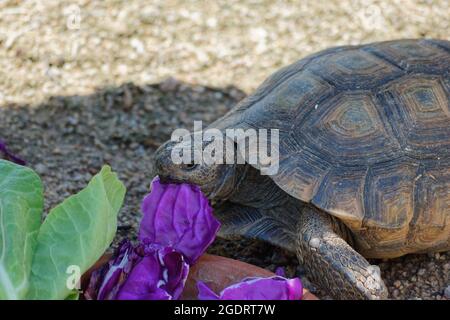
66,264,81,291
170,121,280,175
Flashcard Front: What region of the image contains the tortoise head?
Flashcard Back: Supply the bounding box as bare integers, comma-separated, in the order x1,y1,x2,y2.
153,135,242,201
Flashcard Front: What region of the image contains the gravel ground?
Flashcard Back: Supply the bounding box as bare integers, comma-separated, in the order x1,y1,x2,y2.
0,0,449,105
0,0,449,300
1,82,448,300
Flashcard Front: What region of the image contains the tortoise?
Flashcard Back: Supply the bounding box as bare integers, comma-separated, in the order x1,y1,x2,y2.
153,39,450,299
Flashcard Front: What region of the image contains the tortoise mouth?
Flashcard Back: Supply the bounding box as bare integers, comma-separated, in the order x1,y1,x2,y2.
156,164,238,201
157,175,184,185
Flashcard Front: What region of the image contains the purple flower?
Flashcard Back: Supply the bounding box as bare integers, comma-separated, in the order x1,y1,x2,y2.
85,240,137,300
197,276,303,300
0,139,25,165
85,240,189,300
139,177,220,265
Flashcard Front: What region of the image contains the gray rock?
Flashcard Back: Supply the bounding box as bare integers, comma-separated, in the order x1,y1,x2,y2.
444,286,450,299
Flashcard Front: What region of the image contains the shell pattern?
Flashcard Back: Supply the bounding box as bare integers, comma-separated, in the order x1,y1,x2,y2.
211,39,450,258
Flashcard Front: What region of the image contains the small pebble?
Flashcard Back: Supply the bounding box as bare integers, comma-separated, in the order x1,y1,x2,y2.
444,286,450,299
418,268,426,276
34,163,46,175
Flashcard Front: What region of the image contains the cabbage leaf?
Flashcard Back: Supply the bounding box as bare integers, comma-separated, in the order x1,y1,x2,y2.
26,165,125,299
0,160,43,299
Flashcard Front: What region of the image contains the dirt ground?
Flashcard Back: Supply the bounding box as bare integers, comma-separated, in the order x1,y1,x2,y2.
1,0,449,105
0,0,449,300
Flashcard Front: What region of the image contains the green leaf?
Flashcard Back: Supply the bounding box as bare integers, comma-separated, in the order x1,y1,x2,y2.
65,290,80,300
27,165,126,300
0,160,43,300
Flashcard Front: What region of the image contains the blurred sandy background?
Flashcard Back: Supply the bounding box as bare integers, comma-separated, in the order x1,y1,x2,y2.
0,0,449,105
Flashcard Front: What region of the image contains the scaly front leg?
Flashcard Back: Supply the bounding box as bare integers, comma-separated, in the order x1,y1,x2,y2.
296,205,388,300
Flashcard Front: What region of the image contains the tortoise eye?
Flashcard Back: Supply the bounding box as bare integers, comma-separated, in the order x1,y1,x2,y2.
183,163,198,170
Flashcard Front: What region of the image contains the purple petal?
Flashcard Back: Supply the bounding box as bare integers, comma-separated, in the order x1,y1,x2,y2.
159,247,190,299
97,240,139,300
85,241,189,300
85,240,139,300
139,176,220,264
197,281,220,300
197,276,303,300
0,139,25,165
117,245,189,300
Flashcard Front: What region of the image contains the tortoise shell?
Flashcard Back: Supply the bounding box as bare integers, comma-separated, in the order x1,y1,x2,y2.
211,39,450,257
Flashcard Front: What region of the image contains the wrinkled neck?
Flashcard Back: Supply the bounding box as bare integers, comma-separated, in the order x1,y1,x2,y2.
208,164,245,203
228,165,287,209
